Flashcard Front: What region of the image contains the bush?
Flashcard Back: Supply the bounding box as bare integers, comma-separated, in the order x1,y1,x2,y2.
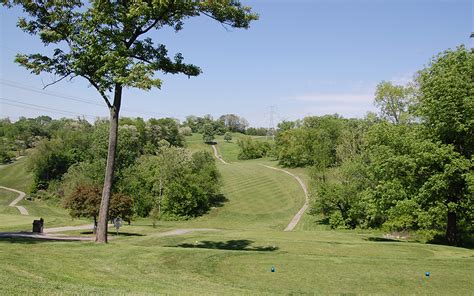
0,148,14,163
237,137,271,160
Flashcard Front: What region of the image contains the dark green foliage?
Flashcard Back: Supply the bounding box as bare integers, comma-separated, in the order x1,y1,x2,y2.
313,119,472,245
309,46,473,245
275,115,346,168
202,123,215,143
237,136,271,160
183,114,237,135
416,45,473,159
245,127,267,136
122,148,221,218
0,144,15,164
147,118,184,148
224,132,232,142
27,125,92,191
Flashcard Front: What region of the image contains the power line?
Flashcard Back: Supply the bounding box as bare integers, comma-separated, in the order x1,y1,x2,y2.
0,79,104,107
0,97,101,119
0,79,185,119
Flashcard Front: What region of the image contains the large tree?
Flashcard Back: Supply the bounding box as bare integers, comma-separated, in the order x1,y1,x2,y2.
415,45,473,245
4,0,257,243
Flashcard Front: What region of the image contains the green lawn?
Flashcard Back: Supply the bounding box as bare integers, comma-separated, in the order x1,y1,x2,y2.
0,157,33,192
0,136,473,294
0,157,88,232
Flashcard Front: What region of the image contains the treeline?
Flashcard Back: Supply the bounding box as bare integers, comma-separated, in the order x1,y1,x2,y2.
274,46,473,246
0,116,79,163
0,113,269,163
1,116,221,223
182,114,268,137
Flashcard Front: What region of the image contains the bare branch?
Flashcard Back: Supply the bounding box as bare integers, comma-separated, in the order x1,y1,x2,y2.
42,73,73,89
200,11,234,31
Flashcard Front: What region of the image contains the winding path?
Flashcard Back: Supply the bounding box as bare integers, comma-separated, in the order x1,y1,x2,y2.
0,186,29,215
261,165,309,231
211,144,228,165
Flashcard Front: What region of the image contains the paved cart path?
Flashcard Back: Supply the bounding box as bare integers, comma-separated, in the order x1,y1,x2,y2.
0,185,29,215
260,165,309,231
211,144,228,165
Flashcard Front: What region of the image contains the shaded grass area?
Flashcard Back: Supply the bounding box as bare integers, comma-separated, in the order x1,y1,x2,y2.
175,239,278,252
0,228,473,295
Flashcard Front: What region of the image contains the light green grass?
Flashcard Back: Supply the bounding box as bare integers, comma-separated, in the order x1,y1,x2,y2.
0,157,33,192
0,158,88,232
0,137,473,294
0,227,473,295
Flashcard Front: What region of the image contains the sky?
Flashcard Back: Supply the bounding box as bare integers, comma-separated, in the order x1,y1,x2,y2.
0,0,472,127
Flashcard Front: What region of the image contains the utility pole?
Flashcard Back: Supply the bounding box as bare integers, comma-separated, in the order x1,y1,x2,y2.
266,105,276,140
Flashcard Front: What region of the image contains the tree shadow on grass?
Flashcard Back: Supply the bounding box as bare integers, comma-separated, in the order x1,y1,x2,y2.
0,237,52,244
315,217,329,225
427,234,474,249
365,237,402,242
0,236,87,244
209,194,228,208
80,231,144,237
173,239,278,252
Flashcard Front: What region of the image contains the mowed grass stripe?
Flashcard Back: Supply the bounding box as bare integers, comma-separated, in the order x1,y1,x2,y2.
212,162,304,229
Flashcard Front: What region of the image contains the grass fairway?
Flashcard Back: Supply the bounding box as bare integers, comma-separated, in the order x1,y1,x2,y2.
0,135,473,294
0,157,33,192
0,158,88,232
1,228,472,295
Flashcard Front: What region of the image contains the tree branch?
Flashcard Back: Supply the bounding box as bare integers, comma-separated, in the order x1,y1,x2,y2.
130,54,153,64
200,11,234,31
42,73,73,89
81,75,112,109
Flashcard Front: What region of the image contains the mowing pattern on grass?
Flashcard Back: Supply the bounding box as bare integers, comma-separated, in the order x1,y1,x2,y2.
260,165,309,231
209,162,304,230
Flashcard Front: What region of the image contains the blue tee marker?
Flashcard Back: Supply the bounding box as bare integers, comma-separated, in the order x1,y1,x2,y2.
271,266,275,272
425,272,430,277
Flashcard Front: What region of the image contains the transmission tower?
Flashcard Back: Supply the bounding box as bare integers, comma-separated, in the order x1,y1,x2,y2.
266,105,276,140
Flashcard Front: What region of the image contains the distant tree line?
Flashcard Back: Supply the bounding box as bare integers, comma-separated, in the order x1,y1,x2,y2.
182,113,268,143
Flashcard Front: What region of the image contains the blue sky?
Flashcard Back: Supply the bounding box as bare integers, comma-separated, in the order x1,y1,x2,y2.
0,0,471,127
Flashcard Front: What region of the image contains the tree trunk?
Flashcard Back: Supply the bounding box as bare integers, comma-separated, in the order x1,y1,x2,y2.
446,211,458,246
95,84,122,243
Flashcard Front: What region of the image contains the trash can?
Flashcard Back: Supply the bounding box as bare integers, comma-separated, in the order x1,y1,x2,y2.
32,218,44,233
